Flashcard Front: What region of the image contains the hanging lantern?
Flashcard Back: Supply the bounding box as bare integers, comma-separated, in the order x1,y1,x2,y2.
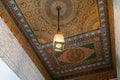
53,7,65,52
53,33,64,52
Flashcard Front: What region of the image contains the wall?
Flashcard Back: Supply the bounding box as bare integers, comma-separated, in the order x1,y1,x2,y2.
0,1,52,79
113,0,120,80
0,58,20,80
0,17,45,80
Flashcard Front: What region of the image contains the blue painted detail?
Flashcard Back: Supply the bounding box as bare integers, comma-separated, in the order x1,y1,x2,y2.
32,39,37,42
9,0,14,4
101,13,105,17
41,53,45,57
7,0,110,72
34,43,39,46
15,9,19,14
104,39,108,43
20,19,25,23
29,34,34,38
100,6,104,11
36,45,42,50
18,16,23,20
13,7,18,10
105,61,109,64
8,0,38,48
100,14,105,19
78,35,83,38
17,13,22,16
11,3,15,8
39,50,43,53
24,26,29,30
102,27,106,33
22,22,27,25
104,45,107,48
27,31,32,34
24,24,29,28
100,8,104,13
26,29,31,33
73,37,77,40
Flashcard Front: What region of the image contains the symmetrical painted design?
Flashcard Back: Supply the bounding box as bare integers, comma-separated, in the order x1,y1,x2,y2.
2,0,115,79
44,43,97,65
13,0,100,44
57,43,96,65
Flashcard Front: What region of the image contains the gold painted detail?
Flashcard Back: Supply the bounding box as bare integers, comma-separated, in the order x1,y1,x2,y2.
15,0,101,45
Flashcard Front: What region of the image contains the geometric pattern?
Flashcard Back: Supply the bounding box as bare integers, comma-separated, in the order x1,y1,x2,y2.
13,0,101,45
2,0,116,79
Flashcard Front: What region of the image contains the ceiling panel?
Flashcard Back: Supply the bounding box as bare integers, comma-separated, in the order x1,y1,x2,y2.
2,0,116,79
14,0,100,45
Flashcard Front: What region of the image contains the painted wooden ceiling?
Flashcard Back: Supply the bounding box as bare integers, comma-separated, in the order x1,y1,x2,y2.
13,0,101,45
1,0,116,80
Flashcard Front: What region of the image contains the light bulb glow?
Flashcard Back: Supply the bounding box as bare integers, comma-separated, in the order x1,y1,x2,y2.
53,33,64,43
53,33,65,52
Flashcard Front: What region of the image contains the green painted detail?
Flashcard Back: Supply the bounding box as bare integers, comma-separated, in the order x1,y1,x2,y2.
55,43,96,65
87,52,96,60
82,43,95,49
59,61,71,65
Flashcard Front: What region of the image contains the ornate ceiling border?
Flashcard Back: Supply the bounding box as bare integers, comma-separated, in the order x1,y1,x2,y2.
2,0,116,79
0,1,52,80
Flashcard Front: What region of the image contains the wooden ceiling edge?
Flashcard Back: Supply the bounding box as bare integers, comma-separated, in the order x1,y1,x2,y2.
106,0,117,71
65,70,117,80
0,1,52,80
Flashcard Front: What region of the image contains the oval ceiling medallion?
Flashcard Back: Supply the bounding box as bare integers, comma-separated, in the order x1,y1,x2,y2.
40,0,78,25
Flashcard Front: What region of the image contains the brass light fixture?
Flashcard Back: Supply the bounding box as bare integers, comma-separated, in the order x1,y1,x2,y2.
53,7,65,52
